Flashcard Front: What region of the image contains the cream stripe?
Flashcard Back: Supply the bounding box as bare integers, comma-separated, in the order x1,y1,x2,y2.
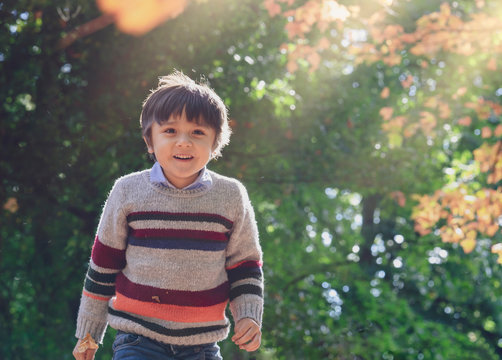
128,220,230,233
230,277,263,289
123,247,228,291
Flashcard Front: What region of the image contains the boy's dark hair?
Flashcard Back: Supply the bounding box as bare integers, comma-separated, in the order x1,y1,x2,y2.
140,71,231,159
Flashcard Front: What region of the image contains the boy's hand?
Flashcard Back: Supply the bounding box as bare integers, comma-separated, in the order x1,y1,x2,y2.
72,336,98,360
231,318,261,352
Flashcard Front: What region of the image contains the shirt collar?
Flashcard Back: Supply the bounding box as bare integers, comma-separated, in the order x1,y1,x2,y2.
150,162,212,190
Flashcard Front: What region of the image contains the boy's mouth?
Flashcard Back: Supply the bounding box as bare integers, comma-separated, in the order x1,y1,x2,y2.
174,155,194,160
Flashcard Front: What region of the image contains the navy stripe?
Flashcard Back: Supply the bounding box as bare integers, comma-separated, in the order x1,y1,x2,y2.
85,277,115,296
128,236,227,251
127,212,233,229
87,267,117,284
108,307,229,337
229,284,263,301
227,267,263,284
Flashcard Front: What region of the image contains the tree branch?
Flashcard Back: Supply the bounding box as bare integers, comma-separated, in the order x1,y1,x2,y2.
58,14,115,49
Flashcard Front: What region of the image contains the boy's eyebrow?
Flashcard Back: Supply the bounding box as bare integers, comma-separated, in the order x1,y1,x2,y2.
159,118,211,128
194,122,211,129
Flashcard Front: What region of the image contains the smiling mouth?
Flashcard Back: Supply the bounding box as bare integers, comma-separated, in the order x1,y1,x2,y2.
174,155,194,160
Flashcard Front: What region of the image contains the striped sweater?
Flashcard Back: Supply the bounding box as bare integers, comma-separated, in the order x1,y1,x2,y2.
75,169,263,346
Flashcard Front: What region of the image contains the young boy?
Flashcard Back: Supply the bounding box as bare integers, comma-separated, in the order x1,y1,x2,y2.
73,71,263,360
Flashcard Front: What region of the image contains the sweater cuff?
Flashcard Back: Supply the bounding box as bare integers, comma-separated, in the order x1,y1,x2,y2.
75,317,108,344
230,301,263,327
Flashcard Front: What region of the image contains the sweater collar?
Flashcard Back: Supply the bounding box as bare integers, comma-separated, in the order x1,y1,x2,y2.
149,162,213,191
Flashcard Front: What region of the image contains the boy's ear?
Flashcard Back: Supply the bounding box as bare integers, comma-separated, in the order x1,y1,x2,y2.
143,136,154,153
210,145,218,159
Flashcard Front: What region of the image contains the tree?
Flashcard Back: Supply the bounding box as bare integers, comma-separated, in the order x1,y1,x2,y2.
264,0,502,259
257,0,502,358
2,0,502,359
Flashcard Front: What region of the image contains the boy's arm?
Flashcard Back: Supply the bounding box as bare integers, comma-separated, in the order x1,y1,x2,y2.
225,182,264,349
75,179,129,344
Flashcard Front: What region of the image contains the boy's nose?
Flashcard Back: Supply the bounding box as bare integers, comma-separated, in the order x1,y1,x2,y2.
176,133,192,146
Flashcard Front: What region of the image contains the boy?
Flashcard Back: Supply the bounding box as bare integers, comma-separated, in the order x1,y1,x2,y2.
73,71,263,360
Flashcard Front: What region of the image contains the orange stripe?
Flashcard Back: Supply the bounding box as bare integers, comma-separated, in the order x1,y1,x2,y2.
112,292,227,323
83,290,110,302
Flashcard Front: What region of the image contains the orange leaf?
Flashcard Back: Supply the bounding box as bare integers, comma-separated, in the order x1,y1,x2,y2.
487,58,497,71
487,100,502,116
494,125,502,137
286,59,299,73
401,75,413,89
492,242,502,254
400,33,418,44
486,224,499,237
424,97,438,109
77,333,99,353
383,24,404,38
98,0,188,36
457,116,472,126
379,107,394,121
481,126,493,138
317,37,331,50
380,87,390,99
460,231,476,253
390,191,406,207
440,2,451,17
495,251,502,265
404,123,419,138
419,111,437,135
456,87,468,98
96,0,121,13
264,0,282,17
439,102,451,119
383,54,402,67
307,51,321,70
285,21,306,39
3,197,18,213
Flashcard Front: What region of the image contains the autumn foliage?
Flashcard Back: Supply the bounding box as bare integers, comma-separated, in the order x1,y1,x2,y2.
412,187,502,255
264,0,502,261
412,139,502,259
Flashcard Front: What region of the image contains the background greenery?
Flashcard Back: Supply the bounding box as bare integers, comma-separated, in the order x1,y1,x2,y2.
1,0,502,359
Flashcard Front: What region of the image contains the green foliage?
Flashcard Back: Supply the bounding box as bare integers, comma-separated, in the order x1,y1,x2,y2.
2,0,502,359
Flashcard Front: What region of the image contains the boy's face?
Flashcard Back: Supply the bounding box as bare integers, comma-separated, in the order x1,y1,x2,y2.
145,113,216,189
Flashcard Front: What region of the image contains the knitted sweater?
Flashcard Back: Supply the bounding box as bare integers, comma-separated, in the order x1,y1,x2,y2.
75,169,263,346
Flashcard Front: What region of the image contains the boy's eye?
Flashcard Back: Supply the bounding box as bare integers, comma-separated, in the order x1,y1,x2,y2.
193,129,205,135
164,128,175,134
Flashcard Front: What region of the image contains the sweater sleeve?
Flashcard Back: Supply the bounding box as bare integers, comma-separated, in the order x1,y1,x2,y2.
75,178,128,343
225,182,264,327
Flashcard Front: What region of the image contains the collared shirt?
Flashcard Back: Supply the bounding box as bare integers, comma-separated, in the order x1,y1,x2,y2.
150,161,212,190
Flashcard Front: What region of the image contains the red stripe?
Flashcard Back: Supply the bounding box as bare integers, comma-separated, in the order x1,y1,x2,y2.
116,272,229,307
226,260,263,270
91,236,126,270
131,229,229,242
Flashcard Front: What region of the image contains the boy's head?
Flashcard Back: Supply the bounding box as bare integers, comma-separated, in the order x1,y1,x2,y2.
140,71,231,159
